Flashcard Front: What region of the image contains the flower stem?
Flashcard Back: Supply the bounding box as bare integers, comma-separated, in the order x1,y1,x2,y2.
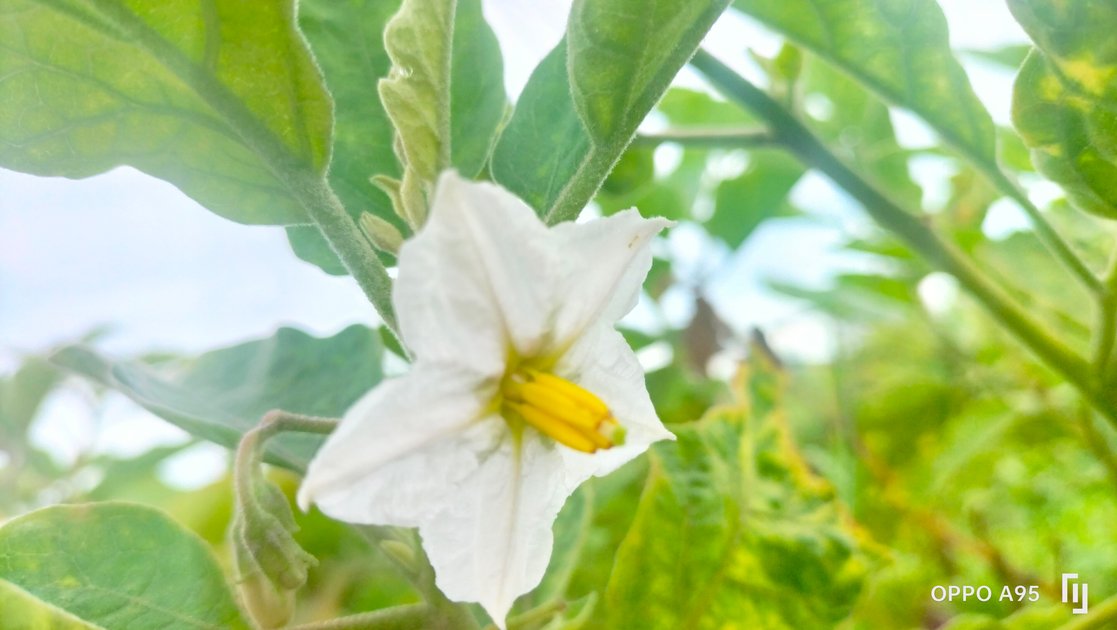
688,48,1116,425
284,604,431,630
234,411,338,509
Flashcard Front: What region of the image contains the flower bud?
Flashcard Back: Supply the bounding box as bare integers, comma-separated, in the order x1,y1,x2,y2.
359,212,405,255
232,518,295,629
240,508,317,591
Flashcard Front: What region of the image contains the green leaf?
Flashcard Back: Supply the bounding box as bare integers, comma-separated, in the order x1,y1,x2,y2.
379,0,454,188
799,53,921,206
0,502,248,629
962,44,1034,70
0,579,101,630
0,0,331,225
567,0,731,142
492,0,731,223
50,326,383,472
732,0,996,166
657,87,754,126
288,0,403,274
0,356,59,440
1009,0,1117,218
709,149,804,247
604,357,873,628
537,486,594,602
449,0,508,177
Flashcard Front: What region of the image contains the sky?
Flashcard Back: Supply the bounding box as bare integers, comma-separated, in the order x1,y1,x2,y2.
0,1,1034,488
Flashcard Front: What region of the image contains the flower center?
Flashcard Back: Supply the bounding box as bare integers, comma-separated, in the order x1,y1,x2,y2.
501,368,625,453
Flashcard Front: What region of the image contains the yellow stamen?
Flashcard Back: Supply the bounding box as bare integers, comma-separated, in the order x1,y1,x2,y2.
507,402,601,453
524,369,610,416
502,369,623,453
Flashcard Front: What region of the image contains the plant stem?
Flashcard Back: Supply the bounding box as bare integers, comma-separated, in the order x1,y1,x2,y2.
1056,592,1117,630
234,411,338,514
631,127,775,149
688,49,1115,425
285,604,431,630
1093,250,1117,373
982,168,1101,295
288,170,400,335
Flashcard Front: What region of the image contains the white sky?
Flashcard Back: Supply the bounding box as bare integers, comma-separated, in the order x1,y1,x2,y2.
1,1,1032,487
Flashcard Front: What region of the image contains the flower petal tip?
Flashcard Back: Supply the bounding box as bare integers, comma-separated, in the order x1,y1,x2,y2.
295,484,313,513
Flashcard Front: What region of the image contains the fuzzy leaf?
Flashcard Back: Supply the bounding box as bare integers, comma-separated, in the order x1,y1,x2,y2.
50,326,382,472
603,357,873,628
288,0,403,274
0,503,248,629
733,0,995,166
492,0,730,222
1009,0,1117,218
0,0,331,225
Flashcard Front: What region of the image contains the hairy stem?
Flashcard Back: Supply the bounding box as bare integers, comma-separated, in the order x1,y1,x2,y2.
287,170,400,335
631,127,775,148
689,49,1114,424
285,604,431,630
233,410,338,515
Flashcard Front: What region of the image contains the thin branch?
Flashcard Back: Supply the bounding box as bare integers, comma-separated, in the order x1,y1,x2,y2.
285,604,431,630
983,168,1102,296
1092,249,1117,373
631,127,775,149
688,49,1116,426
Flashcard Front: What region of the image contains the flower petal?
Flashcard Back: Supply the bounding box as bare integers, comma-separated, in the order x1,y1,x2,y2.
550,209,671,346
395,172,557,375
297,361,498,525
555,324,675,479
422,431,572,628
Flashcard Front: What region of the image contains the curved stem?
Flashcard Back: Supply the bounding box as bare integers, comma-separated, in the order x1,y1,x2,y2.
983,168,1102,295
689,49,1115,425
234,411,338,514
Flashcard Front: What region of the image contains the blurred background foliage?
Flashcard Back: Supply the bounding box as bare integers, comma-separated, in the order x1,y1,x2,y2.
5,0,1117,628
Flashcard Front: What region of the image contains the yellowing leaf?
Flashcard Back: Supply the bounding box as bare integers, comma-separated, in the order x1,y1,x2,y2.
1010,0,1117,218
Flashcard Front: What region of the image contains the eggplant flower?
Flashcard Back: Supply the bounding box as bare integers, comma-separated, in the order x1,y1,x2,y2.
298,171,674,627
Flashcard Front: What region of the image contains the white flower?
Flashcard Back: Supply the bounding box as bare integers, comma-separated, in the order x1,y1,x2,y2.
298,171,674,627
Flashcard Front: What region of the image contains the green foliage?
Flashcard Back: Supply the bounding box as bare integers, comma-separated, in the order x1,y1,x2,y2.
0,0,331,225
1010,0,1117,218
733,0,995,165
376,0,506,227
492,0,731,222
0,579,101,630
798,53,921,205
50,326,382,472
710,150,804,247
0,503,248,629
603,359,874,629
287,0,403,274
10,1,1117,628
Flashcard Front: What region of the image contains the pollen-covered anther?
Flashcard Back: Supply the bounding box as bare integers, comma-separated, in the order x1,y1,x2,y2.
503,368,626,453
